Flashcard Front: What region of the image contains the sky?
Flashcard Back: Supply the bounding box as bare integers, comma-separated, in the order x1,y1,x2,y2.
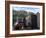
13,7,40,14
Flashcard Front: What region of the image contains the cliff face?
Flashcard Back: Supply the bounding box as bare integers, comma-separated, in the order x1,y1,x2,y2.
36,12,40,28
13,10,40,30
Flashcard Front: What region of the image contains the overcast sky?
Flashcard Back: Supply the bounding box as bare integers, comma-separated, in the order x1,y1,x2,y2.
13,7,40,14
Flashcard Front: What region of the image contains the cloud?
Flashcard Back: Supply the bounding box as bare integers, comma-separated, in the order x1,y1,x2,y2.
13,7,40,14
